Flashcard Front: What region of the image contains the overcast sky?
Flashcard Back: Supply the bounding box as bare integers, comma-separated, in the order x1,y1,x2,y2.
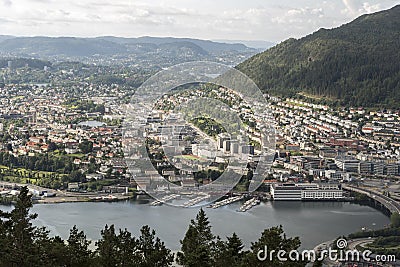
0,0,398,42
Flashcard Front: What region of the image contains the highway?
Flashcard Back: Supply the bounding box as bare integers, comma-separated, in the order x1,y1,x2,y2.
342,184,400,214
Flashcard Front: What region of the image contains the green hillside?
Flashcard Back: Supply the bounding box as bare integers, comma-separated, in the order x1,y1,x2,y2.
238,5,400,108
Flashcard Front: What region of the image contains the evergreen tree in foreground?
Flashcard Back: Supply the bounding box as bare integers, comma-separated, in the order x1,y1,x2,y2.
95,224,174,267
213,232,245,266
0,186,56,267
177,208,216,267
178,210,306,267
242,225,305,267
0,188,306,267
0,187,174,267
96,224,119,267
67,225,93,267
137,225,174,267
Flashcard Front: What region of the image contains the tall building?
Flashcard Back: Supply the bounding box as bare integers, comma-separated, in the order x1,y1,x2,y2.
241,144,254,155
386,164,399,176
230,141,240,155
222,139,231,153
359,161,373,174
217,133,230,150
372,162,385,175
335,157,359,172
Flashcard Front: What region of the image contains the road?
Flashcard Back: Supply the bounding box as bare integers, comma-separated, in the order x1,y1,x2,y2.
0,181,131,204
347,238,374,250
342,184,400,214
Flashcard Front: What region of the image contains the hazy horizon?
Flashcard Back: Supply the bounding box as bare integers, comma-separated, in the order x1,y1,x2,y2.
0,0,398,43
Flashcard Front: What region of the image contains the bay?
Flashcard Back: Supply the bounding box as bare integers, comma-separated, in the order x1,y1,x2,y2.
0,200,388,250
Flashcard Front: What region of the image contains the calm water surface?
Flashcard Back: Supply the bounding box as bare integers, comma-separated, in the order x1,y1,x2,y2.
1,200,390,250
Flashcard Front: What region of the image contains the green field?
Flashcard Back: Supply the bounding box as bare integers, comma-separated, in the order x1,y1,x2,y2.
66,153,86,158
175,155,207,162
0,165,68,185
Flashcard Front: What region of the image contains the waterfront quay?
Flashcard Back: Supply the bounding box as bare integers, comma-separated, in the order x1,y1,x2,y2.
0,181,133,204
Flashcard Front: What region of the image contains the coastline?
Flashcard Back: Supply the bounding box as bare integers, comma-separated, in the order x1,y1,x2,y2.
1,195,390,254
32,193,134,204
1,180,135,205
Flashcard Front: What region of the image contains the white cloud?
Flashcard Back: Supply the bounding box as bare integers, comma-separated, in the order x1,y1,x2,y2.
272,7,324,25
360,2,381,13
0,0,397,41
1,0,12,6
342,0,383,16
342,0,357,14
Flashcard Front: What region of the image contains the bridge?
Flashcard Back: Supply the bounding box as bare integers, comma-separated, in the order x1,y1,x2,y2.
342,184,400,215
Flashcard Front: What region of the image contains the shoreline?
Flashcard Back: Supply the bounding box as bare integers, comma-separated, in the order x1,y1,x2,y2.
34,194,393,220
1,183,394,224
28,194,392,221
1,180,136,205
1,196,390,254
32,193,134,204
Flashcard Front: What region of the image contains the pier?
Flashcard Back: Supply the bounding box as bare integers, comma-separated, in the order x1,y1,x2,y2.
208,195,244,209
183,194,210,207
237,197,260,212
150,194,180,206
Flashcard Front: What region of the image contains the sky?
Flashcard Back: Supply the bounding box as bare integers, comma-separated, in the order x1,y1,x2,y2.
0,0,398,42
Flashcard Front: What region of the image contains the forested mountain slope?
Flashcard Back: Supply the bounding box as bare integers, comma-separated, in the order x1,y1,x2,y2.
238,5,400,108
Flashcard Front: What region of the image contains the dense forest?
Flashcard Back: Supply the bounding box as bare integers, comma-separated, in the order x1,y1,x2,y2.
238,5,400,108
0,187,306,267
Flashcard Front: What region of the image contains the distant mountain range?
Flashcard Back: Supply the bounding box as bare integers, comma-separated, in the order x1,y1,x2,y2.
0,36,258,61
97,36,256,53
238,5,400,108
214,39,275,50
0,35,13,42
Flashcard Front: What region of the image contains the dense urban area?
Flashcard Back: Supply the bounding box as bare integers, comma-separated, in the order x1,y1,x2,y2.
1,5,400,266
0,54,399,266
1,60,400,200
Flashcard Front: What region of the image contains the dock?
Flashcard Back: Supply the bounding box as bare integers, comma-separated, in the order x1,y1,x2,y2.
208,195,244,209
150,194,180,206
183,194,210,207
237,197,260,212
